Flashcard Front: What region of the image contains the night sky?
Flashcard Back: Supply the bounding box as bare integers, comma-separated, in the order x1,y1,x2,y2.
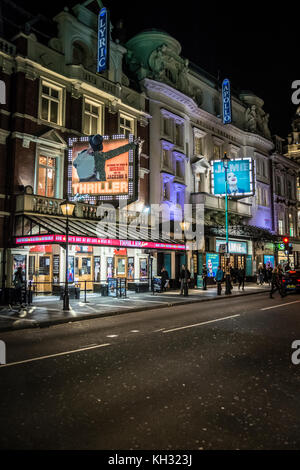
5,0,300,139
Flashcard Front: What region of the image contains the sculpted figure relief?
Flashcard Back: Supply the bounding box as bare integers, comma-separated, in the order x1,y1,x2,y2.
245,105,257,132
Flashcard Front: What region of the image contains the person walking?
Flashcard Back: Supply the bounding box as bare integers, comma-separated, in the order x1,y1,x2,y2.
202,264,208,290
215,265,224,295
237,266,245,291
160,266,169,292
267,264,273,286
13,267,25,307
270,265,285,298
179,264,190,295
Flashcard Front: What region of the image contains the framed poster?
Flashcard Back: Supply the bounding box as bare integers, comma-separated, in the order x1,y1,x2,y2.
206,253,219,278
107,257,114,279
139,258,148,279
13,255,26,279
94,257,101,282
67,256,74,283
127,257,134,281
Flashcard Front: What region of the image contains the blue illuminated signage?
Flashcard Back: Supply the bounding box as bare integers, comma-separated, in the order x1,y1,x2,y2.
206,253,219,277
264,255,275,268
222,78,232,124
97,7,110,73
211,158,254,197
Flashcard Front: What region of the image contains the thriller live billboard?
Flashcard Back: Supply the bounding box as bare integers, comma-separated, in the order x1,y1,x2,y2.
68,135,139,203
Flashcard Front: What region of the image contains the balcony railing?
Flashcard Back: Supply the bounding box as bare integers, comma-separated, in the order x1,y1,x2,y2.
15,194,150,226
0,38,16,56
191,192,252,217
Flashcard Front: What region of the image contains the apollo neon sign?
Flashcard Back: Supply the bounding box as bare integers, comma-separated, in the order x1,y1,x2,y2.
222,78,232,125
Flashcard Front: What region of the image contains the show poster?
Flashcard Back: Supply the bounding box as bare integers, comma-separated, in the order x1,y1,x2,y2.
71,137,135,197
264,255,275,268
211,158,253,197
205,253,219,278
139,258,148,279
128,257,134,281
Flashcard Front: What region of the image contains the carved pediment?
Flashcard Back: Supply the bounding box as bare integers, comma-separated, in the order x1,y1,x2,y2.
38,129,67,146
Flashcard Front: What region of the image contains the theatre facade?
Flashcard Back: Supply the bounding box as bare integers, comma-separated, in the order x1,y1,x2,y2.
0,3,188,296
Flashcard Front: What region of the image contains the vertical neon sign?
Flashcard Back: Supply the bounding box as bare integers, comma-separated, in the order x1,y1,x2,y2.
97,7,110,73
222,78,232,124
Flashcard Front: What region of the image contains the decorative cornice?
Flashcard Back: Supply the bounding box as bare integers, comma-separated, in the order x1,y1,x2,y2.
161,108,185,124
0,129,10,144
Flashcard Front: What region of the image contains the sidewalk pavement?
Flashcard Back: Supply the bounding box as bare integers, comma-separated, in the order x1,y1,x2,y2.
0,283,270,332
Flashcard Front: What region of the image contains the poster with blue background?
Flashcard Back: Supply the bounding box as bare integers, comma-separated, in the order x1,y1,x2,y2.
211,158,253,196
206,253,219,278
264,255,275,268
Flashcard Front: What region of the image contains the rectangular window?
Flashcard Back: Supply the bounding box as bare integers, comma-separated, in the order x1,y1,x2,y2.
40,82,62,125
120,114,134,137
37,156,56,197
163,118,169,136
175,124,181,146
83,100,102,135
176,160,183,178
213,145,222,159
162,148,169,167
278,219,284,235
194,136,203,156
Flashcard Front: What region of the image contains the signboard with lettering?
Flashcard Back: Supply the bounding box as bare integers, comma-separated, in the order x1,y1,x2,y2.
68,135,139,204
216,239,248,254
97,7,110,73
222,78,232,124
211,158,254,197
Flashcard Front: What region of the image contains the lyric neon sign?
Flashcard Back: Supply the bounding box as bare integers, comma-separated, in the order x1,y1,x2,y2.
15,234,186,251
97,7,110,73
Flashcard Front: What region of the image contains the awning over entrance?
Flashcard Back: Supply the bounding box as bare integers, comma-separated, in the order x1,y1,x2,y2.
14,215,186,251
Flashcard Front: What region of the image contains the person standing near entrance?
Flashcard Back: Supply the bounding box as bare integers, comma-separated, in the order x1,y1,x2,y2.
179,264,190,295
160,266,169,292
202,264,208,290
225,264,232,295
215,265,224,295
13,267,25,307
237,266,245,291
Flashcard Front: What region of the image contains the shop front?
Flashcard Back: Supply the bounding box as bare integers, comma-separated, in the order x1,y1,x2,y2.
215,238,253,276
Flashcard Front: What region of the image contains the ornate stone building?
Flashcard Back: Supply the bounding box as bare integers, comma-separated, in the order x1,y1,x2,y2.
125,29,292,277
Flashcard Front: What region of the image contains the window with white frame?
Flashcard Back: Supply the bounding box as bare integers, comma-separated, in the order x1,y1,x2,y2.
119,114,135,137
37,155,57,197
278,218,284,235
40,80,63,125
162,148,170,168
289,214,294,237
83,99,102,135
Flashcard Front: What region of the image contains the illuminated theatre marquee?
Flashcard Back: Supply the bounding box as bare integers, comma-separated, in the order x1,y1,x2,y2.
68,135,138,202
15,234,186,251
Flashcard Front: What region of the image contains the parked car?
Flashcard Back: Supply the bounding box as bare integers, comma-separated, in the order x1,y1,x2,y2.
282,269,300,293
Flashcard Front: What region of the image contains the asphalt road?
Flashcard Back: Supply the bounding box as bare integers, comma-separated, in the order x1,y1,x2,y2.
1,292,300,450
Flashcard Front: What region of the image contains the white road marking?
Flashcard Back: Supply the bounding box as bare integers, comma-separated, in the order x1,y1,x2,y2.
0,343,111,369
162,314,240,333
261,300,300,311
0,314,36,323
106,335,118,338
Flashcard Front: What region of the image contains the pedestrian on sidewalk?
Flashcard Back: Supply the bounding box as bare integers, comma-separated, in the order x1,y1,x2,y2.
215,265,224,295
225,264,232,295
179,264,190,295
237,267,245,291
160,266,169,292
13,267,25,308
258,264,264,285
202,264,208,290
270,265,285,298
266,264,273,286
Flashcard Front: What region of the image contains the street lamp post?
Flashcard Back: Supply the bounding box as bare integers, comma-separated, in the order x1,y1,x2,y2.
180,220,190,296
222,152,231,295
60,199,76,311
222,152,230,261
